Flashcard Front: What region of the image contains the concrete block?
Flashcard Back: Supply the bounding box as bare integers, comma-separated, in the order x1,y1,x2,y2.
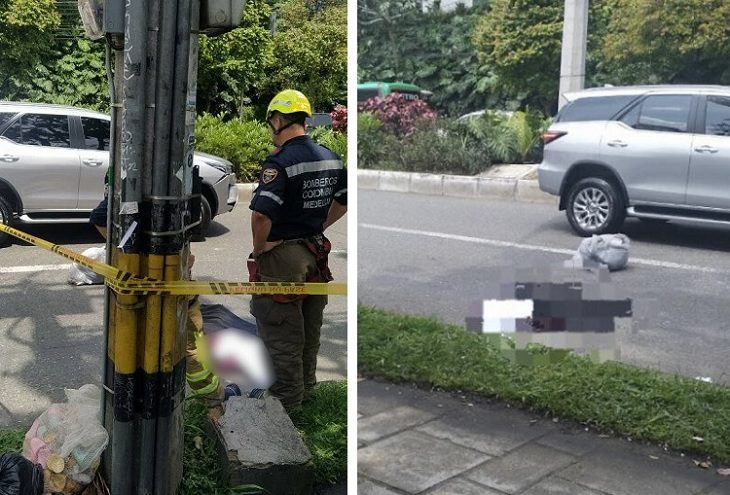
211,397,314,495
480,164,537,180
359,430,490,494
415,404,551,456
410,173,444,196
559,443,716,495
442,175,478,197
378,171,411,192
466,443,574,494
535,431,599,457
358,477,401,495
358,170,381,190
514,180,556,204
358,405,437,444
427,478,503,495
477,178,516,200
522,477,604,495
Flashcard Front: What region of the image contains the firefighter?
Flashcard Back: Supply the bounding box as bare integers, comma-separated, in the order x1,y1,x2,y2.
249,89,347,411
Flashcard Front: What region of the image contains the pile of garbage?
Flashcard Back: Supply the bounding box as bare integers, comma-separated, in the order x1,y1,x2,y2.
0,385,108,495
566,233,630,272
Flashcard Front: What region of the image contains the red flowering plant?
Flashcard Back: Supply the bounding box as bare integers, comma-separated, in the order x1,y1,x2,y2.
330,105,348,133
358,94,437,137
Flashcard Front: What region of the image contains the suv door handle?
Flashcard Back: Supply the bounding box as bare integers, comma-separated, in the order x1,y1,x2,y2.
0,154,19,162
82,159,103,167
694,145,719,154
607,140,627,148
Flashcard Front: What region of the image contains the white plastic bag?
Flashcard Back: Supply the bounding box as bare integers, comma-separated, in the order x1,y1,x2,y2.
23,385,109,494
569,234,630,271
68,247,105,286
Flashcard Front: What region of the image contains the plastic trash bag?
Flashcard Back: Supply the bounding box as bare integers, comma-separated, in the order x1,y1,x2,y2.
68,248,105,286
22,385,108,494
568,234,630,272
0,453,42,495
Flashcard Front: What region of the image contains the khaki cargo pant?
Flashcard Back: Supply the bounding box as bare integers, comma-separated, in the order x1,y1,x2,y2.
250,242,328,409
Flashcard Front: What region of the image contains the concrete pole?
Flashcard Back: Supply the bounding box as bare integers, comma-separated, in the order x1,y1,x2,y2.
102,0,194,491
558,0,589,110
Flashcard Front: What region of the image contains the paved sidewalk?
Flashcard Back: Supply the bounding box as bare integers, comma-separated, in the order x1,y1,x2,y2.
358,379,730,495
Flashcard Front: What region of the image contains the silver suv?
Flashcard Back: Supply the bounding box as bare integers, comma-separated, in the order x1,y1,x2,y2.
539,85,730,236
0,102,238,245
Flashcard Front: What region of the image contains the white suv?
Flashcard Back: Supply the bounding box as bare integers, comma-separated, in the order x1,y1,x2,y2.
539,85,730,236
0,102,238,245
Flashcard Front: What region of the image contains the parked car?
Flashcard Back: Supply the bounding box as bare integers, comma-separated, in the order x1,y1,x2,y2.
538,85,730,236
455,109,513,123
0,102,238,246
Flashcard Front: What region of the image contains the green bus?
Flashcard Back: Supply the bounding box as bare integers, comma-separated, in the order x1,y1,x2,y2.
357,81,430,103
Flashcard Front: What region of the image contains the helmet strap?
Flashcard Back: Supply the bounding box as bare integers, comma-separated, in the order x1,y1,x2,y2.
268,118,298,136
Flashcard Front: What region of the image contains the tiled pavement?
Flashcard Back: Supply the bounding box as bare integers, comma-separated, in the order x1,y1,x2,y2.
358,379,730,495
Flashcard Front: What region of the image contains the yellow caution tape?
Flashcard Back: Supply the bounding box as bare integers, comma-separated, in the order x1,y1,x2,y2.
0,223,346,296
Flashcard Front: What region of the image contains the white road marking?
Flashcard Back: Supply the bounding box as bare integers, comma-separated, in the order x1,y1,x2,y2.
0,264,72,274
360,223,727,275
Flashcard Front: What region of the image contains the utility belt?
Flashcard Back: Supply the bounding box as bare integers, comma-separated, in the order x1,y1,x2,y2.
247,233,333,303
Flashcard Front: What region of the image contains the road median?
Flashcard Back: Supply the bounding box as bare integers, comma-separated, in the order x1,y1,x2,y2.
358,305,730,464
358,167,558,205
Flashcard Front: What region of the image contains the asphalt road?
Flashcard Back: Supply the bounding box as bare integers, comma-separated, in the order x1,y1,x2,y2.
0,195,347,428
358,189,730,384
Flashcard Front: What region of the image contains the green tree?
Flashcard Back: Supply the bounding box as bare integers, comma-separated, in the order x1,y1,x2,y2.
599,0,730,85
0,0,60,95
197,0,274,117
264,0,347,111
17,38,109,111
473,0,564,113
359,2,499,116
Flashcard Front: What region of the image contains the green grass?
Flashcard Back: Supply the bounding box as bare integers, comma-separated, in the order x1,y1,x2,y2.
0,429,24,453
359,305,730,462
291,381,348,486
0,386,345,494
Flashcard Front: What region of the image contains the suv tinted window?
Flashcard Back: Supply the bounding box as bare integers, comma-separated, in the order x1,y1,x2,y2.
633,95,692,133
704,95,730,136
1,114,70,147
81,117,111,151
556,95,636,122
0,113,16,131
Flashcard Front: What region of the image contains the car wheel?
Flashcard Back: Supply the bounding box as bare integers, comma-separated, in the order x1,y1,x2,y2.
566,177,625,236
192,195,212,241
0,196,13,247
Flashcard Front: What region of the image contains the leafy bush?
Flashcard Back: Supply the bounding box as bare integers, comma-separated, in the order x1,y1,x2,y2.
463,110,551,164
310,127,348,166
359,108,550,173
394,119,490,174
195,113,273,181
358,94,436,137
357,112,386,168
330,104,347,133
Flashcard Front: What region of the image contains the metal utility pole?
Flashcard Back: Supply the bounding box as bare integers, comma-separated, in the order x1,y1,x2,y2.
558,0,589,110
101,0,199,492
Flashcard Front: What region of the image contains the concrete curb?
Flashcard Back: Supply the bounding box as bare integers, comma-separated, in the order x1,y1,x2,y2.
358,170,557,205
